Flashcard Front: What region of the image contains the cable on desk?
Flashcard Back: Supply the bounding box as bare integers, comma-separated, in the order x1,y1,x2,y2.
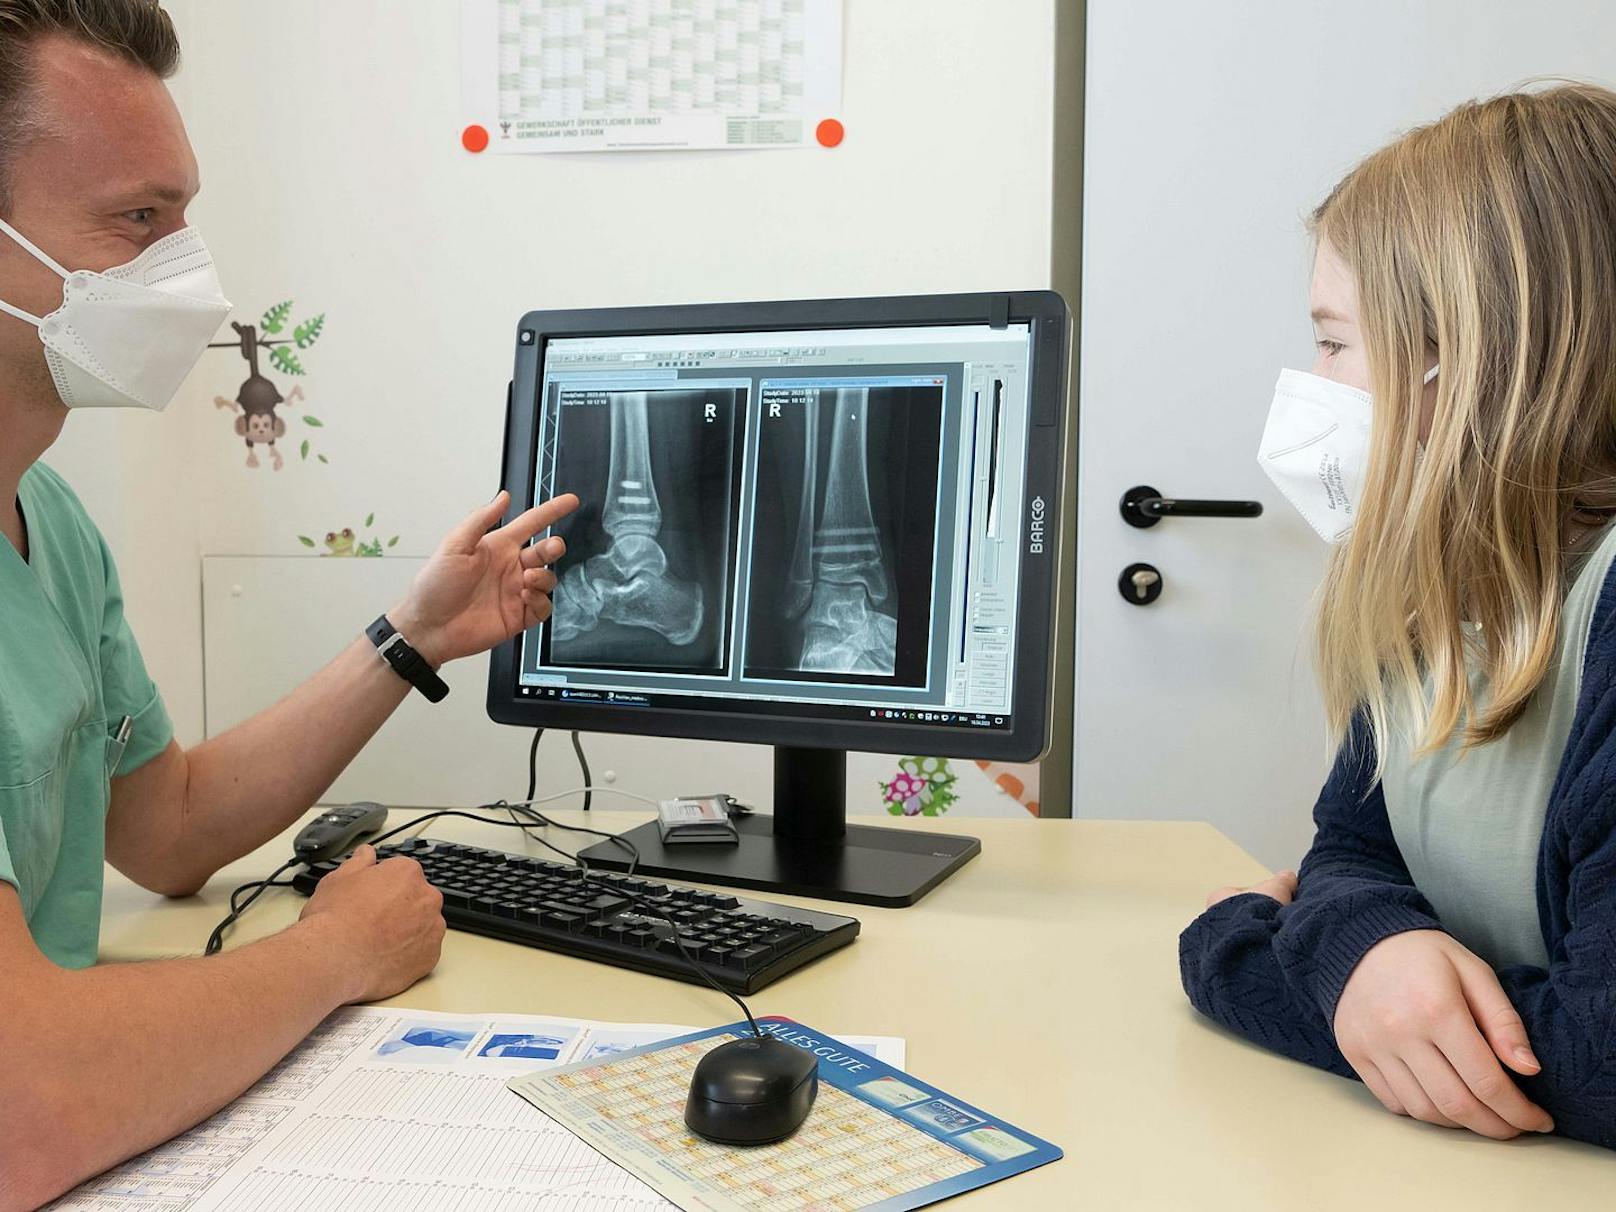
200,787,765,1038
269,806,761,1036
206,856,300,956
514,729,597,832
490,790,652,874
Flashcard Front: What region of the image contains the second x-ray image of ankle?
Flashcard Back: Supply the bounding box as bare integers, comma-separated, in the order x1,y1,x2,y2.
784,388,898,675
550,392,705,650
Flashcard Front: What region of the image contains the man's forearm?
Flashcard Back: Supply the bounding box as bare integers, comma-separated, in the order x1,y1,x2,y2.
1,916,357,1210
109,636,412,894
183,637,412,864
108,491,567,896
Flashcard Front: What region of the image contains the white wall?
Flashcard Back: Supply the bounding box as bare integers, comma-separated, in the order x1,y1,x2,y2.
46,0,1064,816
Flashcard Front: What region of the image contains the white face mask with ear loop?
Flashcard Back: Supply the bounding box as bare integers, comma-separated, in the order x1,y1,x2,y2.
0,216,232,411
1256,362,1439,543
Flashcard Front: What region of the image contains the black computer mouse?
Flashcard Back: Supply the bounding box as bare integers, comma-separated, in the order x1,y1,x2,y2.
684,1036,819,1145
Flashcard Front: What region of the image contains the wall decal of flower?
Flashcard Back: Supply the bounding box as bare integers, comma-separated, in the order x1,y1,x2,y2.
879,756,959,817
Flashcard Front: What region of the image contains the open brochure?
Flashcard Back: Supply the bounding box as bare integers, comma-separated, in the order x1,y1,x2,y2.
511,1016,1062,1211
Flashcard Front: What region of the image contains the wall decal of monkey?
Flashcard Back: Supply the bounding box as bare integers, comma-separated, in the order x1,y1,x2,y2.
207,300,328,470
213,323,299,469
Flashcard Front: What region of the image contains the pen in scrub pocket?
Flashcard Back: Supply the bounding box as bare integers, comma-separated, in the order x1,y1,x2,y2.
114,715,133,746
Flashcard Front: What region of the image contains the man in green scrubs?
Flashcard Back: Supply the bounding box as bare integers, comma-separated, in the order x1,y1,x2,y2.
0,4,577,1204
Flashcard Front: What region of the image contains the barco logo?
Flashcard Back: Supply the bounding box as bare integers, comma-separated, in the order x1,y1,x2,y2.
1029,496,1046,554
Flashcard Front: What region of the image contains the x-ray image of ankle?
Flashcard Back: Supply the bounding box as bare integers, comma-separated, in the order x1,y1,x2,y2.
802,581,899,673
550,391,705,648
790,388,898,674
550,537,704,645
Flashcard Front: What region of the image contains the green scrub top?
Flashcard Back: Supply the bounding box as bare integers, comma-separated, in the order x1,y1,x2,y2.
0,462,172,968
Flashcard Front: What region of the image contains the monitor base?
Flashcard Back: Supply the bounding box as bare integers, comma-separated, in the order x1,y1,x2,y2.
576,814,981,908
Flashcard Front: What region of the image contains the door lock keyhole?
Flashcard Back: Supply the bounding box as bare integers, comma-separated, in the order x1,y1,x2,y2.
1120,563,1163,605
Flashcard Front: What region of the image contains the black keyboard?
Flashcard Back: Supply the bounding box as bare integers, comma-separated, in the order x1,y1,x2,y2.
290,836,860,994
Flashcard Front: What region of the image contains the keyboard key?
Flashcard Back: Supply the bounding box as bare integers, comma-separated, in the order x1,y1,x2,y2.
536,899,590,917
729,944,772,969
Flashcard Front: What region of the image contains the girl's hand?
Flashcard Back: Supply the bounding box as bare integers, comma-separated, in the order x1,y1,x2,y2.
1205,869,1297,909
1333,929,1555,1139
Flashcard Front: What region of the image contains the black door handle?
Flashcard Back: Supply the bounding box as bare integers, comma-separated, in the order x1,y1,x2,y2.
1120,484,1264,529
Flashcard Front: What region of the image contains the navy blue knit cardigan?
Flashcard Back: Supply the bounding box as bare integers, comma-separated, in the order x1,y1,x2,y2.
1179,568,1616,1149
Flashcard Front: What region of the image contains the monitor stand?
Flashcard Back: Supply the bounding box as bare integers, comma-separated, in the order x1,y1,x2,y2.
575,746,981,908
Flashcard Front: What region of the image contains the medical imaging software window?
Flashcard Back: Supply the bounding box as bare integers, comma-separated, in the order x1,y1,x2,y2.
519,323,1034,732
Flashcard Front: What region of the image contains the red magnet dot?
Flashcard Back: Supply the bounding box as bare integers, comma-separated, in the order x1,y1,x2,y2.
816,118,844,148
462,124,490,154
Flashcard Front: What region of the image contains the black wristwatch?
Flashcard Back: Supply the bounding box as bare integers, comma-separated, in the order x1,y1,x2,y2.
366,614,450,703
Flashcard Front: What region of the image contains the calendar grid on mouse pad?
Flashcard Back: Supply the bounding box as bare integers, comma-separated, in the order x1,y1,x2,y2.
509,1018,1062,1212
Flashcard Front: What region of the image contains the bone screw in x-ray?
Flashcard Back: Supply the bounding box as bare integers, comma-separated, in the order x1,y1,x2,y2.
551,391,705,648
787,388,898,675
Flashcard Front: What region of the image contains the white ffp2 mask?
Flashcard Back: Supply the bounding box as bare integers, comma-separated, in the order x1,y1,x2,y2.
1256,364,1437,543
0,217,231,411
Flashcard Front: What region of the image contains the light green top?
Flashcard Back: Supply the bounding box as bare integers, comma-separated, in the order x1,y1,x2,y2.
1382,521,1616,971
0,463,172,968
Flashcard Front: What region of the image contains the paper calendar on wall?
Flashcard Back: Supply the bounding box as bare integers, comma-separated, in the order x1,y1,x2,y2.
461,0,844,153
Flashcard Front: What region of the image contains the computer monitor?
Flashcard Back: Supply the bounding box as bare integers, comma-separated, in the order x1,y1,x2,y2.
488,292,1071,906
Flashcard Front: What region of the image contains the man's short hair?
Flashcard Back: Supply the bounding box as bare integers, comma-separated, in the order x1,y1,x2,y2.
0,0,180,213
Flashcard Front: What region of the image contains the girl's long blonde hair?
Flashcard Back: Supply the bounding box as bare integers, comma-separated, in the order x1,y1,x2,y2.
1314,82,1616,762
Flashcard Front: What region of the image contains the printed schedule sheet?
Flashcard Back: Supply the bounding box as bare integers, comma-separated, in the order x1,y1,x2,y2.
461,0,844,152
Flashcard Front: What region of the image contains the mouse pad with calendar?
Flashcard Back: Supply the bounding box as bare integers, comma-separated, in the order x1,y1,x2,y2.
508,1016,1062,1211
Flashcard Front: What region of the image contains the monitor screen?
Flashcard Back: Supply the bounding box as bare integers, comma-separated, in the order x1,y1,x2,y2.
488,294,1068,763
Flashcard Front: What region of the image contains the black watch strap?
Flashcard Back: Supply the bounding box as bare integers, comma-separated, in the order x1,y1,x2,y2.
366,615,450,703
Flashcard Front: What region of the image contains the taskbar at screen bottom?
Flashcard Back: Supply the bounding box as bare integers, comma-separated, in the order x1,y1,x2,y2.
513,683,1013,731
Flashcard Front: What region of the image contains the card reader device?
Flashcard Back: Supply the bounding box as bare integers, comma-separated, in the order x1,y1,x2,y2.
657,795,743,845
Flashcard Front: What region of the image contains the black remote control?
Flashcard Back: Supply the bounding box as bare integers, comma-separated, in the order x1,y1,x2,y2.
292,802,390,865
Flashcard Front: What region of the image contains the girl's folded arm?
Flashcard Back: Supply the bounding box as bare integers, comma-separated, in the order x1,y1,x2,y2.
1180,722,1444,1076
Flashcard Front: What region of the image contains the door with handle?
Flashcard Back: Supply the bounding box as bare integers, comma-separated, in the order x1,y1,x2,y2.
1077,0,1616,867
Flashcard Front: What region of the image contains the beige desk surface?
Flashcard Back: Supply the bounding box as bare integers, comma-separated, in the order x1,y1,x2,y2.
100,811,1612,1208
